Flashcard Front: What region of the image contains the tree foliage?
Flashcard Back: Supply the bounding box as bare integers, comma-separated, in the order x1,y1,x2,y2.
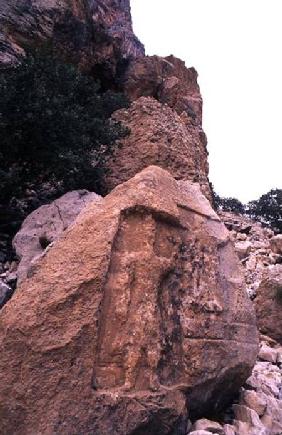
0,47,128,204
213,189,282,234
0,47,129,261
246,189,282,233
213,193,245,214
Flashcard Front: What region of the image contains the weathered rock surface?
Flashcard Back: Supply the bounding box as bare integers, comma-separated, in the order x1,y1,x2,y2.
122,55,203,124
255,265,282,344
0,166,258,434
13,190,101,285
192,418,224,434
232,404,268,435
104,97,211,200
0,0,144,73
270,234,282,255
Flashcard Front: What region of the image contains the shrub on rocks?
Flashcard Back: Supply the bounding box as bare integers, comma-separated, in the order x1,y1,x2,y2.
0,47,129,261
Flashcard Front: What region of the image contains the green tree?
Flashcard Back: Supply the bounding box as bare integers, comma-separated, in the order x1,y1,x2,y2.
213,193,245,214
0,47,128,202
0,48,129,262
246,189,282,233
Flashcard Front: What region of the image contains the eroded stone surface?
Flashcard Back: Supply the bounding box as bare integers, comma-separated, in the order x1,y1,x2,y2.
270,235,282,255
255,265,282,344
104,97,211,200
0,166,258,434
13,190,102,284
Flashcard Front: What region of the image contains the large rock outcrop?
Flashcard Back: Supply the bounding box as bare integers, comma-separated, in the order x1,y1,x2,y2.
0,0,144,74
13,190,102,285
0,166,258,434
104,97,211,200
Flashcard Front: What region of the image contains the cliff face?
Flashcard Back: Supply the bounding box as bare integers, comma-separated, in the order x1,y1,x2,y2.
0,0,144,75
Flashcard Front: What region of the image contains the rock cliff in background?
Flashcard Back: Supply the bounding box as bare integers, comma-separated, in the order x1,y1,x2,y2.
0,0,144,76
104,97,211,200
0,167,259,434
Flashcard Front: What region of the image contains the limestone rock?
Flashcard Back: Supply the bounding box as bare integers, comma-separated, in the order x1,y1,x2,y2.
192,418,224,434
260,394,282,434
235,241,252,260
223,424,236,435
104,97,211,200
255,265,282,343
233,405,268,435
240,389,267,416
246,361,282,398
259,344,278,364
0,167,258,434
270,234,282,255
13,190,102,284
0,0,144,72
123,55,203,124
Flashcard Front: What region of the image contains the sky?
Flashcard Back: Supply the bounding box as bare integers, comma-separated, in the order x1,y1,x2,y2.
130,0,282,203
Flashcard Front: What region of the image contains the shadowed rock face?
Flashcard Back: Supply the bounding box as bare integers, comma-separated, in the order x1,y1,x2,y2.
0,166,258,434
0,0,144,72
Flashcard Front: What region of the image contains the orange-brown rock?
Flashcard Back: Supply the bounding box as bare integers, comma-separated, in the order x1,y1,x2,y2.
255,265,282,344
104,97,211,200
0,166,259,434
123,55,203,124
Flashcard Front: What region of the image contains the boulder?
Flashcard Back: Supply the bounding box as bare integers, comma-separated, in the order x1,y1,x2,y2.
13,190,102,284
104,97,211,200
254,265,282,343
240,389,267,416
270,234,282,255
223,425,236,435
123,55,203,124
235,241,252,260
192,418,224,434
0,166,259,434
233,405,268,435
258,344,278,364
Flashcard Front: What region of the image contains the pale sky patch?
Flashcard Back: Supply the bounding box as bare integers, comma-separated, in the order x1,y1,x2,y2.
130,0,282,203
